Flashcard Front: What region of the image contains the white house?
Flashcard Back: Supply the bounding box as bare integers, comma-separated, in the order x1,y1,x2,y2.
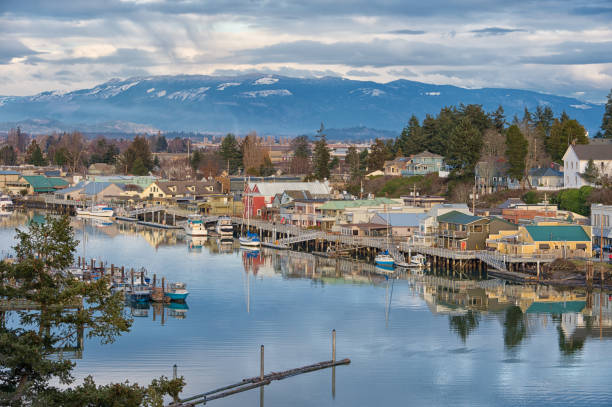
563,142,612,188
412,203,472,246
592,204,612,250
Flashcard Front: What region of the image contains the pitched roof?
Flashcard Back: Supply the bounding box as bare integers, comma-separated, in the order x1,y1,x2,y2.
571,144,612,161
22,175,69,192
373,212,427,227
319,198,398,210
248,181,331,196
437,210,484,225
284,190,313,200
524,225,590,242
497,198,524,209
529,167,563,177
413,150,443,159
155,180,218,196
0,170,20,175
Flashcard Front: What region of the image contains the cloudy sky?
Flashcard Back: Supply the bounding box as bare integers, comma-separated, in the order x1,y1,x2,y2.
1,0,611,101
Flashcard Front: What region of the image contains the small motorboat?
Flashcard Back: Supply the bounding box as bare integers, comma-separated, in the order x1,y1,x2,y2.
216,215,234,236
127,284,151,303
0,194,14,215
375,250,395,267
184,214,207,236
76,204,114,218
410,254,427,267
239,232,261,248
165,282,189,301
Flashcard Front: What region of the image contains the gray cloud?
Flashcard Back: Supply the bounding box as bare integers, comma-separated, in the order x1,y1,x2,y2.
346,70,380,77
26,48,158,66
387,29,426,35
0,40,39,64
231,39,502,67
470,27,526,36
212,66,342,78
521,41,612,65
387,68,419,77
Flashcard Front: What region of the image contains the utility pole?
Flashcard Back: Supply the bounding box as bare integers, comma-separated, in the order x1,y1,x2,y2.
413,184,416,207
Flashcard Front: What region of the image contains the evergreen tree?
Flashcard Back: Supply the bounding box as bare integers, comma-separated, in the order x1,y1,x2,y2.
492,105,506,132
0,145,17,165
581,159,599,184
259,154,275,176
289,135,311,174
219,133,242,174
505,125,528,182
25,140,47,166
345,146,362,183
535,105,554,136
312,125,332,180
121,136,153,175
602,89,612,138
131,157,147,175
546,118,588,162
395,115,424,156
190,149,203,171
367,138,393,171
155,135,168,152
446,117,482,177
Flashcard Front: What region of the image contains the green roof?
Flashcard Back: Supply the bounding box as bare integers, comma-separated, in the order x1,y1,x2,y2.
22,175,69,192
437,210,483,225
525,225,590,242
319,198,398,210
526,301,586,314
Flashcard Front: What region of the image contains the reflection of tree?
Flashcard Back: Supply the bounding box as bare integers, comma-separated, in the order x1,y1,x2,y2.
557,327,585,355
504,306,527,349
449,311,480,343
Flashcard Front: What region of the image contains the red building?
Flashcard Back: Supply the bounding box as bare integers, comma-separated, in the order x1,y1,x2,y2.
243,181,332,219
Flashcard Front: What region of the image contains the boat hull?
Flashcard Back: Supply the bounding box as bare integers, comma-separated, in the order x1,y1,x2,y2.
239,237,261,247
165,292,189,301
375,259,395,266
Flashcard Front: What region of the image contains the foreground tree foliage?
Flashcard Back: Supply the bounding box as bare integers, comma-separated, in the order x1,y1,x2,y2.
0,216,184,406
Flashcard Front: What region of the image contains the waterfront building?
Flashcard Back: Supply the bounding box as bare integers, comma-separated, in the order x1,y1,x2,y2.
141,180,220,202
243,180,332,219
487,222,592,257
412,204,472,247
0,170,21,193
370,212,428,239
90,175,159,190
436,211,517,250
55,181,125,201
399,193,445,208
501,203,558,224
16,175,69,195
563,141,612,188
318,198,402,231
591,204,612,249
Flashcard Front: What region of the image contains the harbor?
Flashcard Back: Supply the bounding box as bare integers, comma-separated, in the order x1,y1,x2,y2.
2,212,612,406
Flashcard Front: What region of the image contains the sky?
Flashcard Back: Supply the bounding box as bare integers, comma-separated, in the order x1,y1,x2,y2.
1,0,611,102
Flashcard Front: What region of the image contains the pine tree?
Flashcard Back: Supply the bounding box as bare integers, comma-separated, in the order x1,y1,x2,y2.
313,125,332,180
289,135,311,174
492,105,506,132
395,115,423,156
546,117,588,162
219,133,242,174
535,105,554,136
602,89,612,138
190,149,203,171
505,125,528,182
345,146,362,183
446,117,482,177
367,138,393,171
0,145,17,165
581,159,599,184
25,140,47,166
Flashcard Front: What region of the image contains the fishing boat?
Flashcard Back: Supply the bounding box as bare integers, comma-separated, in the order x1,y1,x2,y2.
375,206,395,267
239,232,261,248
165,282,189,301
410,254,427,267
184,214,207,236
76,204,114,218
0,194,14,215
127,284,151,303
216,215,234,236
240,178,261,248
375,250,395,267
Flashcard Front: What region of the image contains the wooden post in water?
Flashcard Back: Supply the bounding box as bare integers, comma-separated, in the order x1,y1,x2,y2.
260,345,265,407
153,274,157,288
332,329,336,399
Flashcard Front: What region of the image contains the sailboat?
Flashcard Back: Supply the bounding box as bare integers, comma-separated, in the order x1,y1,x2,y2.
375,206,394,267
76,182,114,217
239,177,261,248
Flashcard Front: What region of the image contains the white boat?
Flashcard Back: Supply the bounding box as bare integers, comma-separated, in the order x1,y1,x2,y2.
239,232,261,247
216,215,234,236
375,250,395,267
0,194,14,215
410,254,427,267
184,214,207,236
76,204,114,218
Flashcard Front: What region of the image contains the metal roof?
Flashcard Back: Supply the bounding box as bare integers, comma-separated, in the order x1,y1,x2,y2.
372,212,427,227
524,225,590,242
0,170,20,175
437,210,484,225
21,175,68,192
570,144,612,161
248,181,331,197
319,198,398,210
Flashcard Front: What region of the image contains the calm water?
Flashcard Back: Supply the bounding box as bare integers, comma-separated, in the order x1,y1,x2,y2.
2,212,612,406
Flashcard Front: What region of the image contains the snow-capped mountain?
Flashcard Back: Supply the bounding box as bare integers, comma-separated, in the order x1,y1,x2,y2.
0,74,604,135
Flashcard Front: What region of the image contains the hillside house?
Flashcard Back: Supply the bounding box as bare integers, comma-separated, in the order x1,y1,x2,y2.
563,142,612,188
401,151,445,177
384,157,409,176
527,167,564,190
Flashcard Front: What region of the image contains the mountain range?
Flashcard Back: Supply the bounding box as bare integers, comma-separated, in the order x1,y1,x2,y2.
0,74,605,137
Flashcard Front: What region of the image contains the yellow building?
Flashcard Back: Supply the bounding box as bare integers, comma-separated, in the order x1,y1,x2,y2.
487,222,592,257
